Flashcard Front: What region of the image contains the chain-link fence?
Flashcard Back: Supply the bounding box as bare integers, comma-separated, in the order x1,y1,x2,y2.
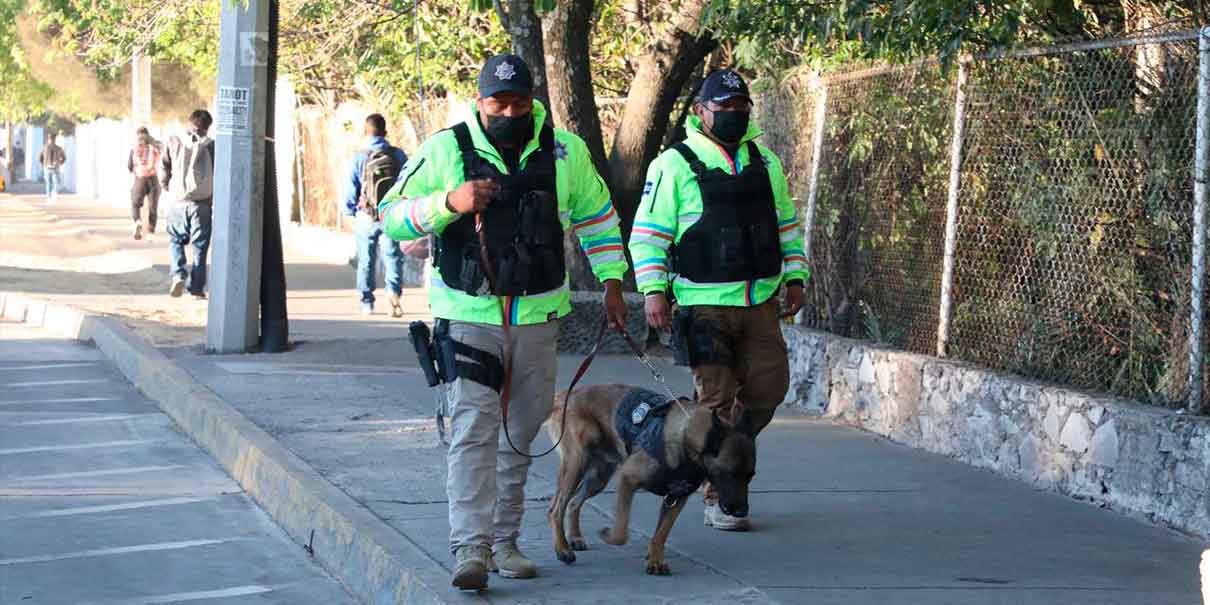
755,29,1210,411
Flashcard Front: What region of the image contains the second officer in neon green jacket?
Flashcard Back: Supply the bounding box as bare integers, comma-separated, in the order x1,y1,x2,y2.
628,69,808,533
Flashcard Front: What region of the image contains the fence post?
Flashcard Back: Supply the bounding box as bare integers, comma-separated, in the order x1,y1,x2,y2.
1189,28,1210,412
802,78,828,266
936,61,969,358
798,77,828,324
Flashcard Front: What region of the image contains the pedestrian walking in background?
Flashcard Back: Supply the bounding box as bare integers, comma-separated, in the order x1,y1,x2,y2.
341,113,407,317
39,133,66,203
128,127,162,240
13,142,25,183
629,69,807,532
380,54,628,591
161,110,215,300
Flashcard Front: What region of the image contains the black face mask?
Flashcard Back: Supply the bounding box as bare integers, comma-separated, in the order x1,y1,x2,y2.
484,113,533,147
708,110,749,144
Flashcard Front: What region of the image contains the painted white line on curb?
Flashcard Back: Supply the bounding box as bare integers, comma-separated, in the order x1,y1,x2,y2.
0,538,231,566
7,413,158,426
1,497,211,520
0,439,157,455
6,464,185,482
4,378,110,387
0,362,99,371
213,361,418,376
97,584,275,604
0,397,120,407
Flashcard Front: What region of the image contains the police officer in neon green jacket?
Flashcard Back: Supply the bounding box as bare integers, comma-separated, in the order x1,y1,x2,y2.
628,69,807,532
378,55,627,590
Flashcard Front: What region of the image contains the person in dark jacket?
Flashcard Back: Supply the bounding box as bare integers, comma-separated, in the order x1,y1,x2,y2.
128,127,162,240
341,113,408,317
161,110,215,299
39,134,66,203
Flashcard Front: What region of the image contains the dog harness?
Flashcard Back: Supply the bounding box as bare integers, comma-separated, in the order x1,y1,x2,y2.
614,388,706,501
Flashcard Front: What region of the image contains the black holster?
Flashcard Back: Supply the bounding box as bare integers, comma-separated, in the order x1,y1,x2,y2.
432,319,505,392
670,308,731,367
409,321,442,387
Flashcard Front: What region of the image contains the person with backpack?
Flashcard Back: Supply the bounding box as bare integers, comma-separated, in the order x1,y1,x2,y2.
161,110,216,299
341,113,408,317
39,133,67,204
128,127,162,240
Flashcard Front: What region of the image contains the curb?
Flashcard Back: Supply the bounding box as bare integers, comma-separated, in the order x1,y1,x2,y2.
1,292,460,605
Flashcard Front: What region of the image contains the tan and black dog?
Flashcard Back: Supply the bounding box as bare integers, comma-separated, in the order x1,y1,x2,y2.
545,383,756,575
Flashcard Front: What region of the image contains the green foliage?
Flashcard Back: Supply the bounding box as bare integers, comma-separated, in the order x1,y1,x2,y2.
0,0,53,121
711,0,1088,74
358,0,508,116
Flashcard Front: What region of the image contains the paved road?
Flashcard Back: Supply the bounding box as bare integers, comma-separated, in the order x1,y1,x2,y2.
0,321,354,604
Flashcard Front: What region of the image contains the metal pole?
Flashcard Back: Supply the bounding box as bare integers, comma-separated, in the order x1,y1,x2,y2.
207,0,270,353
937,61,969,358
797,78,828,325
260,0,289,353
802,78,828,266
131,53,152,126
1189,27,1210,412
414,0,425,138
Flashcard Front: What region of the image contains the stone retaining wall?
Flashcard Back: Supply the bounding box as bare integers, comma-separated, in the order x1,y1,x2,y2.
782,325,1210,538
558,291,648,354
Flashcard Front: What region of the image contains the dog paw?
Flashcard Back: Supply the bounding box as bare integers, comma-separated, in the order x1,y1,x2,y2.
555,548,577,564
599,527,627,546
569,537,589,551
645,561,671,576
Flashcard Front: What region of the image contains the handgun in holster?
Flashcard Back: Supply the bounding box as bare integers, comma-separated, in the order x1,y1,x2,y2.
409,321,442,387
671,308,728,367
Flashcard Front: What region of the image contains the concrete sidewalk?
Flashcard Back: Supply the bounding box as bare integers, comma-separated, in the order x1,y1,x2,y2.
3,190,1208,603
0,192,427,347
166,335,1206,604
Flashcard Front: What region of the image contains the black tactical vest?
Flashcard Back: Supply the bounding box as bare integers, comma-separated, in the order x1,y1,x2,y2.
434,121,565,296
670,141,781,283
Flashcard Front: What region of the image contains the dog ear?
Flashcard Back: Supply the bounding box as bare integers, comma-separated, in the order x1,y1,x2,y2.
734,412,758,438
704,410,726,456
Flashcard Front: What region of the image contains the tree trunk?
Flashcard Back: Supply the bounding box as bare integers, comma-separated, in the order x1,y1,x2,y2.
662,48,720,149
502,0,551,109
542,0,608,180
542,0,610,290
607,0,716,238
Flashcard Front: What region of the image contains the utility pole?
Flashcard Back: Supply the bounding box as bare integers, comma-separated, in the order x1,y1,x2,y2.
207,0,270,353
131,52,152,127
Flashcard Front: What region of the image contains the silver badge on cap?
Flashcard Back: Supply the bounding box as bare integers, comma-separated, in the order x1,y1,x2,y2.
495,61,517,81
722,72,742,89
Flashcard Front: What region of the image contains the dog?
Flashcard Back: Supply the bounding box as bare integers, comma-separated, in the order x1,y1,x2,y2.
545,383,756,575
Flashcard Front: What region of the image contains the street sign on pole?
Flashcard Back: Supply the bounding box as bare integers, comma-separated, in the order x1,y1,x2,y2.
207,0,269,353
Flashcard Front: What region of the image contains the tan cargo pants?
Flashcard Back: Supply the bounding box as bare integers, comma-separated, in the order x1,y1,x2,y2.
688,297,790,502
444,319,557,554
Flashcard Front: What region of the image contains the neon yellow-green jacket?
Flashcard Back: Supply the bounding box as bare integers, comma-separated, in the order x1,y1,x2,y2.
378,100,627,325
628,115,807,307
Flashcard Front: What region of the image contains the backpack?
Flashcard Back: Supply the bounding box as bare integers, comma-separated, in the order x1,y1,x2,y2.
358,147,403,220
173,134,214,201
